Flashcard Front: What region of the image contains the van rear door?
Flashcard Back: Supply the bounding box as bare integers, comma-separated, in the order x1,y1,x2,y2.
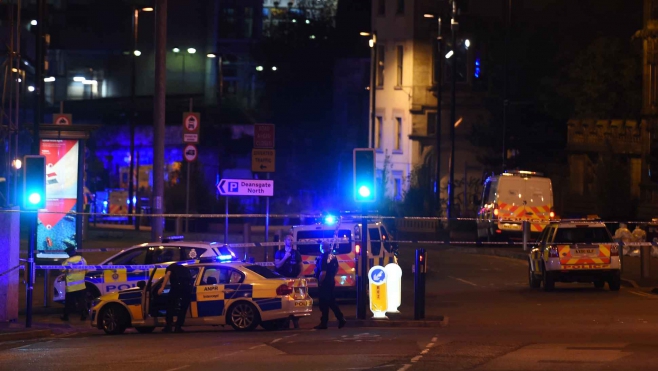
523,178,553,230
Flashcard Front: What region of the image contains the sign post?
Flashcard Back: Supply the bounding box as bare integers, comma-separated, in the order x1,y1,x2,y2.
253,124,275,261
183,105,200,233
368,265,388,319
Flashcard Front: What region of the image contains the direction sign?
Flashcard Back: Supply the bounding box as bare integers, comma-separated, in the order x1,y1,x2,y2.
183,144,198,162
183,112,201,144
252,149,275,172
254,124,275,148
217,179,274,197
53,114,72,126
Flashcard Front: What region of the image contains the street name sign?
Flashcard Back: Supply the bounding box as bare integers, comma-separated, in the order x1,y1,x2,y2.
217,179,274,196
252,149,275,172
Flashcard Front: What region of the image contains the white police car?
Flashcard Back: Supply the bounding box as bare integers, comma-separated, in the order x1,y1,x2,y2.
54,239,236,304
90,259,312,334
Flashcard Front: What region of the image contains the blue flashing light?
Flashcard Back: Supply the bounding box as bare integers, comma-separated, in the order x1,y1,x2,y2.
475,58,481,79
133,197,137,205
103,201,108,206
28,193,41,205
218,254,233,261
358,186,371,198
324,215,336,225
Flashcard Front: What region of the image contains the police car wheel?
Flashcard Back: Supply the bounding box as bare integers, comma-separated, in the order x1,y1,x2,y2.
528,261,541,289
135,326,155,334
542,266,555,292
228,302,260,331
100,304,128,335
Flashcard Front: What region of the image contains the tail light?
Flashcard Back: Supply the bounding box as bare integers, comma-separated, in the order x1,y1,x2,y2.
493,208,499,217
355,244,361,255
610,244,619,257
549,207,555,219
276,284,293,296
548,246,559,258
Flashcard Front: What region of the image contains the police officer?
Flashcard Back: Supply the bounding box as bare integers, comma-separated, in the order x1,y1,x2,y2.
275,233,303,329
60,246,88,321
313,240,347,330
632,224,647,243
157,258,193,333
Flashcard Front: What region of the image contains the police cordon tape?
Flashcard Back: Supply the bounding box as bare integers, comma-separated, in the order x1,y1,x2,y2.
3,208,657,224
35,261,354,270
0,265,24,278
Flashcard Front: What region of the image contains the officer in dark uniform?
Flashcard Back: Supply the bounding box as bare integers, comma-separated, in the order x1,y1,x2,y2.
314,240,347,330
157,258,193,333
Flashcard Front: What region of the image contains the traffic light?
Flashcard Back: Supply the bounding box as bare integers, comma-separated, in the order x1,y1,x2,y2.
23,155,46,210
353,148,376,203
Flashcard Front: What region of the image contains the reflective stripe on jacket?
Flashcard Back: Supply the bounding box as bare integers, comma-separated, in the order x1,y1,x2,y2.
63,255,87,293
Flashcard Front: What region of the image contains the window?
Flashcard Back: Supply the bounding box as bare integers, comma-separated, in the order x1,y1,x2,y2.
244,265,283,279
394,117,402,151
376,45,385,87
554,227,612,244
108,249,148,265
296,230,352,255
369,228,382,256
396,45,403,87
375,116,383,149
201,267,244,284
377,0,386,15
396,0,404,14
427,112,437,135
147,247,181,264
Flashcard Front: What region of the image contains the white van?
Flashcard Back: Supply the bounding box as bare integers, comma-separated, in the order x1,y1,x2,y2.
476,171,554,241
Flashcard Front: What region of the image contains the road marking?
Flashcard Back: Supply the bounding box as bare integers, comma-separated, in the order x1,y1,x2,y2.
420,349,429,354
448,276,478,286
411,355,422,363
397,365,412,371
628,290,658,299
249,344,266,350
210,350,244,360
270,334,298,344
431,337,437,342
164,366,189,371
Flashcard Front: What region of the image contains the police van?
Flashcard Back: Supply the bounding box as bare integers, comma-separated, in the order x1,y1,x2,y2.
477,171,554,241
54,239,236,304
290,215,398,293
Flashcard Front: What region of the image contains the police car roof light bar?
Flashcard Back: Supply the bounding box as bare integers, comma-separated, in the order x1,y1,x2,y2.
162,235,185,243
502,170,544,177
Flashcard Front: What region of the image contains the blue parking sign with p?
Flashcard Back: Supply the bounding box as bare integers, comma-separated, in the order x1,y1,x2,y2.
229,182,238,192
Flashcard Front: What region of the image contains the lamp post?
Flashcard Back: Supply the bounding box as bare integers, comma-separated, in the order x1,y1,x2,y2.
360,31,377,149
424,13,443,216
447,0,458,221
128,6,153,229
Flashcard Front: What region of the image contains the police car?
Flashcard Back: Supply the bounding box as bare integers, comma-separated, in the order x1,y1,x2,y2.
54,239,236,304
528,220,621,291
90,259,312,334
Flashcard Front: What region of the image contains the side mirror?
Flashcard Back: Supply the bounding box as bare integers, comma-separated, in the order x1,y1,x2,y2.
137,280,146,290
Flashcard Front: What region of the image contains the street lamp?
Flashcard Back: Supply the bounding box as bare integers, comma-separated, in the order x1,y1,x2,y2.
173,46,196,93
360,31,377,149
447,0,458,221
128,6,154,228
207,52,223,106
424,13,444,217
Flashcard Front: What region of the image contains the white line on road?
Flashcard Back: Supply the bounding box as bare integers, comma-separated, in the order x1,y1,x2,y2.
420,349,429,354
164,365,189,371
270,333,298,344
410,355,422,363
397,364,412,371
628,290,658,299
448,276,478,286
249,344,266,350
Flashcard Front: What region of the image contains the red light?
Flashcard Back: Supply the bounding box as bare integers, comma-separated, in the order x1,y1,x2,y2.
549,211,555,219
419,255,424,262
355,244,361,254
495,229,502,234
276,284,293,296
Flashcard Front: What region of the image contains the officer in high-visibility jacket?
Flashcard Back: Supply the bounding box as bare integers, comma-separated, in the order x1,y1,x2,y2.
60,246,88,321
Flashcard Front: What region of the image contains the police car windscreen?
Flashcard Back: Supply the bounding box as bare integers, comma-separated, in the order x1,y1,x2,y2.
244,265,284,279
554,227,612,244
296,230,352,255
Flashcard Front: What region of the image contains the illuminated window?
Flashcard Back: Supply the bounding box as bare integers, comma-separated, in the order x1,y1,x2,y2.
394,117,402,151
375,116,383,149
376,45,385,87
396,45,403,87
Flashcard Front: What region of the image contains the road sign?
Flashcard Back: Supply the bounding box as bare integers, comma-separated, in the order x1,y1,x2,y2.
252,149,275,172
217,179,273,197
53,114,72,126
183,112,201,144
254,124,275,148
183,144,198,162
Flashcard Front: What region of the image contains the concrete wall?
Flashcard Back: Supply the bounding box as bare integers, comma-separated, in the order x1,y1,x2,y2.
0,207,20,323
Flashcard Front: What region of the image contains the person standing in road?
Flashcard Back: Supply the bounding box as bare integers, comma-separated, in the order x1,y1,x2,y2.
313,240,346,330
614,223,633,256
60,246,88,321
274,233,304,329
157,259,193,333
632,224,647,243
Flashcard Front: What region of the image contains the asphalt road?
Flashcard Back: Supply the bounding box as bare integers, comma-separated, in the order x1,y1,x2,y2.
6,249,658,371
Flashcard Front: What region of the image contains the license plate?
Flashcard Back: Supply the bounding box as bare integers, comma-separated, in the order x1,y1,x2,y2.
294,300,310,307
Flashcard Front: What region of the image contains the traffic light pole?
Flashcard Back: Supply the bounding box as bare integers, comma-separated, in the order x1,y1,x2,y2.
356,205,368,319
